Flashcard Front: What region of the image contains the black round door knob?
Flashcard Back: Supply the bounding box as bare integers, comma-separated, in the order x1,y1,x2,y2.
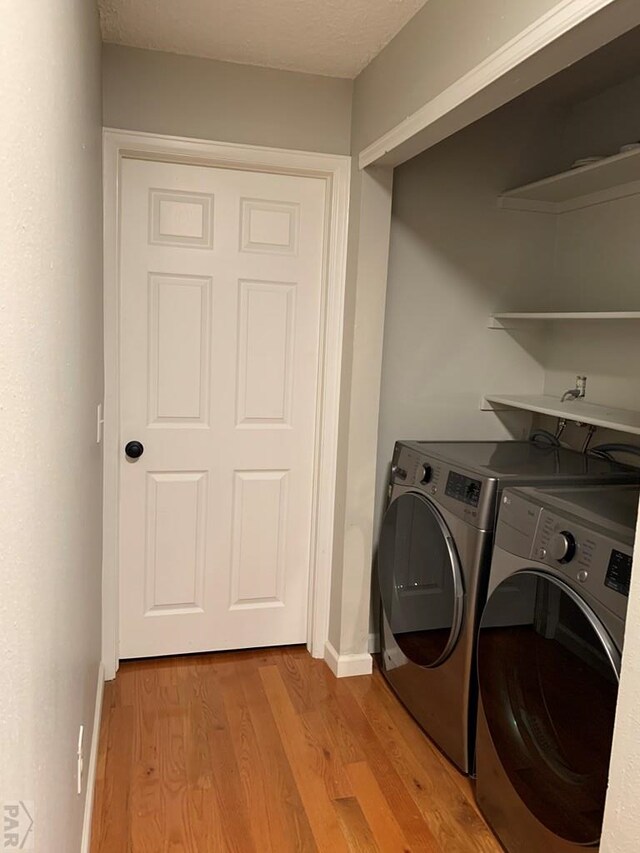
125,440,144,459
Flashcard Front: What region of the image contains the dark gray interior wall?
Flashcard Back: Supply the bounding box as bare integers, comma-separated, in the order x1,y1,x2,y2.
563,71,640,162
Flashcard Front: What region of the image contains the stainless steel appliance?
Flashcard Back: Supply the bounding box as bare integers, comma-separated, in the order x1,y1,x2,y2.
476,484,639,852
378,440,640,774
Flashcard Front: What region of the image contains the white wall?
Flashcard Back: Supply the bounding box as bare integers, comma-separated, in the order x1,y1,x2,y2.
602,499,640,852
0,1,103,850
103,44,353,154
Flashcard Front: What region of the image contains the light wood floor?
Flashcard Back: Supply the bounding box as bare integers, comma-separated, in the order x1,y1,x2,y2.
90,646,501,852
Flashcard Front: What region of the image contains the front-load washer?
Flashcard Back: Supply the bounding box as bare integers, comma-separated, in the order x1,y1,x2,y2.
377,440,640,774
476,484,639,852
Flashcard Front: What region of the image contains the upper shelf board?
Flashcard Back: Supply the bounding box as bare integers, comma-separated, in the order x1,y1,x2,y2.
489,311,640,329
498,147,640,214
482,394,640,436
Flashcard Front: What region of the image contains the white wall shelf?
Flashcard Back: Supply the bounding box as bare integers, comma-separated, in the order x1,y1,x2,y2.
482,394,640,436
489,311,640,329
499,147,640,213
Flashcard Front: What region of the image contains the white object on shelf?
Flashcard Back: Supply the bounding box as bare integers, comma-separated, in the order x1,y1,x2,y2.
571,156,604,168
498,147,640,213
481,394,640,436
488,311,640,329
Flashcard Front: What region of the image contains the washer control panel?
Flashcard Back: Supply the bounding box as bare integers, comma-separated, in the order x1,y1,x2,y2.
526,503,633,619
496,489,633,619
547,530,576,564
605,549,632,597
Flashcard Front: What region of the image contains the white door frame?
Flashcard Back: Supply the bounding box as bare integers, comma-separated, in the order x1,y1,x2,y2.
102,128,350,679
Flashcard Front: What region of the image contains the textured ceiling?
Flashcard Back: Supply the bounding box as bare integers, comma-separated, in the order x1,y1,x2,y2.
98,0,428,79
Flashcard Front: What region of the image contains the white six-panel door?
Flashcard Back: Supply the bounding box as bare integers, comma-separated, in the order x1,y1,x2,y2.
118,157,326,658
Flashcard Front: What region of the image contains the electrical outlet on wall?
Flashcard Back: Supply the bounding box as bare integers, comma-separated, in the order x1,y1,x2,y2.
77,725,84,795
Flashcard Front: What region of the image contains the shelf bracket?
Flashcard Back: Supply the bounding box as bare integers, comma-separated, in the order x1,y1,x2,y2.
480,396,511,412
487,316,507,330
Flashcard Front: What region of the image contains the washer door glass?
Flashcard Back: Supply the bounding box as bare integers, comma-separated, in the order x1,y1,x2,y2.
478,571,620,846
378,492,463,668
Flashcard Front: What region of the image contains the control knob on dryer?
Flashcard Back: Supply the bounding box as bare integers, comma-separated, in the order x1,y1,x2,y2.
548,530,576,564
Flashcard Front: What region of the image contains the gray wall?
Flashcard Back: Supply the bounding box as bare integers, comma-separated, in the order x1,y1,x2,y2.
376,91,564,528
351,0,560,151
563,68,640,163
535,67,640,464
103,44,353,154
376,47,640,632
328,0,573,658
0,0,104,849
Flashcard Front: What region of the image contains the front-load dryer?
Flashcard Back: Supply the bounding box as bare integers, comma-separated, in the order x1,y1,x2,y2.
476,484,639,852
378,440,640,774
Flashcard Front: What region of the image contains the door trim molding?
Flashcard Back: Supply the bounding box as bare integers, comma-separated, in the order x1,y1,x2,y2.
102,128,351,678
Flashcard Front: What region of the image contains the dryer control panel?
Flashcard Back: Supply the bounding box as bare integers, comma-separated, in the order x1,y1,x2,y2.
390,444,444,492
445,471,482,507
390,442,497,530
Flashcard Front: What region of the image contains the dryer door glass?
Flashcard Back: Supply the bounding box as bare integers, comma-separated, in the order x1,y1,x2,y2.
478,570,620,846
378,492,463,668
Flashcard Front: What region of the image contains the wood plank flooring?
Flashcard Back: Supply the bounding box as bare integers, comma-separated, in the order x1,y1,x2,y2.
90,646,501,852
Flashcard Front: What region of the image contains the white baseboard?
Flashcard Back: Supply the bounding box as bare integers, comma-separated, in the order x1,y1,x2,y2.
368,632,380,654
81,661,105,853
324,641,373,678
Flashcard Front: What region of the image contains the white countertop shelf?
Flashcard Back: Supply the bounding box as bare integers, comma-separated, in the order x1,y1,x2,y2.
483,394,640,436
499,147,640,213
489,311,640,328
